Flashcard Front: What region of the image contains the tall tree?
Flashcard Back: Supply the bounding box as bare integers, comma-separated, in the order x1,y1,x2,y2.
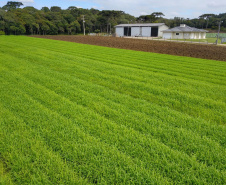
70,20,81,34
151,12,165,18
199,14,215,28
2,1,23,11
41,7,50,13
50,6,61,12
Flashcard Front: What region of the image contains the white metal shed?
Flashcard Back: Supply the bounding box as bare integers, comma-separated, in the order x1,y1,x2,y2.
115,23,169,37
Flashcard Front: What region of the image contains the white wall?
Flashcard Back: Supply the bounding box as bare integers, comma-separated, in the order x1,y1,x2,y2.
159,25,169,37
116,27,123,37
163,32,172,39
197,33,200,39
183,33,190,39
131,27,140,36
190,33,195,39
172,32,183,39
163,32,206,39
142,27,151,37
193,33,199,39
201,32,206,39
192,32,206,39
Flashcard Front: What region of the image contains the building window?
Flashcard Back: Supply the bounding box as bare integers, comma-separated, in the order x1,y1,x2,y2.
176,33,179,35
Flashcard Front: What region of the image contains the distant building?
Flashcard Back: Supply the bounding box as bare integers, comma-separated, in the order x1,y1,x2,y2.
115,23,169,37
162,24,208,39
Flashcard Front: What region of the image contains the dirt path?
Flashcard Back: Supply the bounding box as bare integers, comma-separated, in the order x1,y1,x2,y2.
30,35,226,61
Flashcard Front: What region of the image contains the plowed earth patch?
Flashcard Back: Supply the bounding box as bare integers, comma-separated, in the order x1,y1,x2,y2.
30,35,226,61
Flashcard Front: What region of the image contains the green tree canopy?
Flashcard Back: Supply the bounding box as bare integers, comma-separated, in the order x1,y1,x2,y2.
3,1,23,11
50,6,61,12
0,3,226,35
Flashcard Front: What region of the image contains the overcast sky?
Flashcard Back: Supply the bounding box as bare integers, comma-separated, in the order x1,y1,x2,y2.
0,0,226,18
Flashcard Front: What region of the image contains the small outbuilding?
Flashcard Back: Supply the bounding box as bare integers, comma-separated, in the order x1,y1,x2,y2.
162,24,208,39
115,23,169,37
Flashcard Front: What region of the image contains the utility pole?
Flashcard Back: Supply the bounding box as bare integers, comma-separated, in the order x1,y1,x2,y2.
107,23,111,35
216,21,223,45
127,21,129,36
82,15,85,35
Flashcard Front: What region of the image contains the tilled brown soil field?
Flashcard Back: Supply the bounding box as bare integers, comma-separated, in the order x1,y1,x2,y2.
31,35,226,61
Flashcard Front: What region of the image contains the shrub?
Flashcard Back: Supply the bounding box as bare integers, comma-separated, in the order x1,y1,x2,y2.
94,29,100,33
0,31,5,35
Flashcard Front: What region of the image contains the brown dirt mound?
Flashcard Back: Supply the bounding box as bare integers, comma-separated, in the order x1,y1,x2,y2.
30,35,226,61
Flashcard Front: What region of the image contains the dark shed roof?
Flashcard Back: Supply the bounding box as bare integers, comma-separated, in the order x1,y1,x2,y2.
115,23,166,27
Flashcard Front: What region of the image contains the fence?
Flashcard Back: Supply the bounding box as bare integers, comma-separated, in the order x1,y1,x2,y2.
124,35,226,45
221,38,226,44
88,33,226,44
124,36,219,45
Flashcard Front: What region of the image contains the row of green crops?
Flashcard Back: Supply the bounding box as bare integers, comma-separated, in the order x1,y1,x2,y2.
0,36,225,184
206,33,226,38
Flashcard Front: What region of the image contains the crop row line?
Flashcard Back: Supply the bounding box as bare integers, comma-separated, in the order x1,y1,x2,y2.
0,68,225,184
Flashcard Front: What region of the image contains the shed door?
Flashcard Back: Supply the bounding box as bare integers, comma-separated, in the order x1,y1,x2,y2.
116,27,123,37
141,27,151,37
151,27,158,37
131,27,140,36
124,27,131,36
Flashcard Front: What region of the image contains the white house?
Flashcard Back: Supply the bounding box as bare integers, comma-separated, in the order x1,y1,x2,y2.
162,24,208,39
115,23,169,37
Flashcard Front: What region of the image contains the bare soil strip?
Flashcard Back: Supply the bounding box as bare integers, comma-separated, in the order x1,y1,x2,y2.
30,35,226,61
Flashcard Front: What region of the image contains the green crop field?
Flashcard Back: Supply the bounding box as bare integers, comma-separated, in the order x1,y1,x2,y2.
0,36,226,184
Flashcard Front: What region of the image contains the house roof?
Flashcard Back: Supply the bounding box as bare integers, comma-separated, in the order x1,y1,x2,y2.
115,23,166,27
162,25,208,33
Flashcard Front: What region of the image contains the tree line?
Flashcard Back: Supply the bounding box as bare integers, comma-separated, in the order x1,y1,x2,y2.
0,1,225,35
